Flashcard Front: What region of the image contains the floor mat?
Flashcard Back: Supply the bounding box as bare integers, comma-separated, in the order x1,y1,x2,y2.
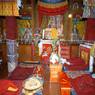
66,71,90,79
8,66,35,80
19,61,40,68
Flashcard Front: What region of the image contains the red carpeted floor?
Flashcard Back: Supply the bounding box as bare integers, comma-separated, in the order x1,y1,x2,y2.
8,66,35,80
0,80,23,95
0,65,36,95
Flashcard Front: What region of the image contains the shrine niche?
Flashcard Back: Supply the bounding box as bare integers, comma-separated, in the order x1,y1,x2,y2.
38,0,68,40
69,0,83,18
42,15,64,40
71,18,86,41
17,19,32,43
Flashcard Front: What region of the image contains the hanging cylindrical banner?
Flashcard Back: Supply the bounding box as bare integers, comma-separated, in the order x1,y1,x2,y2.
7,39,18,72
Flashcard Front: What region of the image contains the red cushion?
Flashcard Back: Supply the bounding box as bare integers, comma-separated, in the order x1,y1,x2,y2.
59,72,71,88
8,66,34,80
71,74,95,95
0,80,21,95
68,57,85,66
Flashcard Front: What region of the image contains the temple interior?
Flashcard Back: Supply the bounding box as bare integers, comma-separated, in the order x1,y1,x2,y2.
0,0,95,95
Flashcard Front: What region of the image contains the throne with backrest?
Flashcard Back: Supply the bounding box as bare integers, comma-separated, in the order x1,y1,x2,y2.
64,45,90,71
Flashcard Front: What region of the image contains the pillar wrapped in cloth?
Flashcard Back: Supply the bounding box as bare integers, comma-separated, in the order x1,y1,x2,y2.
6,16,18,73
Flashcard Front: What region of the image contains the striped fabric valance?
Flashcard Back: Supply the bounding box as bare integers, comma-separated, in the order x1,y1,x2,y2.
41,0,63,3
38,1,68,9
38,1,68,15
38,1,68,27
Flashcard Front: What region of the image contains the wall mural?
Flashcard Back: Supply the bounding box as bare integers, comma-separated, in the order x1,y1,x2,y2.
72,18,86,40
17,19,32,43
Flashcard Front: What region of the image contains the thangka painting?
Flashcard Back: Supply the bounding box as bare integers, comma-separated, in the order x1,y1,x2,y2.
17,19,32,43
80,46,90,65
42,15,64,40
72,18,86,40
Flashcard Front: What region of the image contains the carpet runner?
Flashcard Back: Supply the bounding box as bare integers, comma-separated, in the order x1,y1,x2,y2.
8,66,35,80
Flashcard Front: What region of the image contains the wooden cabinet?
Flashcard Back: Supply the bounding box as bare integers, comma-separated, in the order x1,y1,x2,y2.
0,43,8,78
60,41,79,59
71,43,79,58
18,44,32,62
60,45,70,59
18,44,40,62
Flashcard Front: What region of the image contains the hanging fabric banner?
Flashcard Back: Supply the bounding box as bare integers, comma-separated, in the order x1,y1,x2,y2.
7,39,18,73
0,0,19,16
38,1,68,27
38,1,68,15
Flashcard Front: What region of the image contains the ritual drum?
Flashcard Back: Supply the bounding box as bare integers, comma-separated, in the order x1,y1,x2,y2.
22,76,43,95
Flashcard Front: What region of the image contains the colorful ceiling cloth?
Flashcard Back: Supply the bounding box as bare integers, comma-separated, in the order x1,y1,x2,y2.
0,0,19,16
41,0,64,3
38,0,68,16
38,0,68,27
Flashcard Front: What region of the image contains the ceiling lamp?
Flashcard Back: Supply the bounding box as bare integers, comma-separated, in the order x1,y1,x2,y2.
68,14,72,18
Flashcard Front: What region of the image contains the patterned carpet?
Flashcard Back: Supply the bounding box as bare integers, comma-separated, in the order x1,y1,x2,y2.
19,61,40,68
8,66,35,80
66,71,90,79
8,62,42,80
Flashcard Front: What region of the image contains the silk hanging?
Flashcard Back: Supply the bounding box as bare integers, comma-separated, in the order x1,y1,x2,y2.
0,0,19,16
41,0,63,3
38,1,68,27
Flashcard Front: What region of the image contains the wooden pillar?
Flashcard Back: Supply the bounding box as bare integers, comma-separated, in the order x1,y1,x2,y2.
30,0,36,34
5,16,18,72
64,13,73,40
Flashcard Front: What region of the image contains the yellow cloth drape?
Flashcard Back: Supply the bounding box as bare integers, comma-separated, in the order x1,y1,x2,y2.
90,44,95,57
51,28,58,40
0,2,19,16
17,20,32,28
